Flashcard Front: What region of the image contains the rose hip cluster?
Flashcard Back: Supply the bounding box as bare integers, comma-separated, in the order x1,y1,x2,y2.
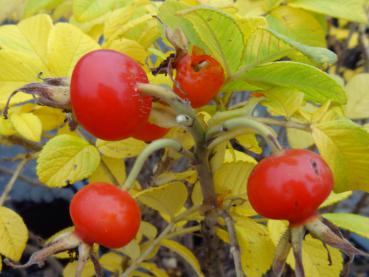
70,49,225,142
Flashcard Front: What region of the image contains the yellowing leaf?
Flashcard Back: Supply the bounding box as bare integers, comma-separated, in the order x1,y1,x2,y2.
161,239,204,277
46,23,99,76
312,119,369,192
239,62,347,104
140,262,169,277
100,252,124,274
104,1,159,49
235,217,275,276
73,0,117,22
139,221,158,240
96,138,146,159
23,0,63,18
224,149,257,163
287,127,314,149
135,182,188,220
0,207,28,261
37,134,100,187
267,6,326,47
320,191,352,208
344,73,369,119
105,38,148,65
63,260,95,277
323,213,369,239
10,113,42,142
32,106,65,131
289,0,367,23
262,87,304,118
89,156,126,184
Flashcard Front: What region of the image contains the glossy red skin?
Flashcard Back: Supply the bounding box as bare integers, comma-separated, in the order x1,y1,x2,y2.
70,183,141,248
247,149,333,225
174,53,225,108
71,49,151,141
132,121,169,142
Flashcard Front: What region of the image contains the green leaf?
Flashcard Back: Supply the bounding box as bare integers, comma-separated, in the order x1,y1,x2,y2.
37,134,100,187
344,73,369,119
236,61,347,104
289,0,367,23
178,7,245,75
161,239,204,277
312,119,369,192
267,6,326,47
323,213,369,239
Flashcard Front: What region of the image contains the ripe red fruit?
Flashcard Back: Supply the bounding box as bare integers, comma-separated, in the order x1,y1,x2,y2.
70,183,141,248
132,121,169,142
71,49,151,141
247,149,333,225
174,50,225,108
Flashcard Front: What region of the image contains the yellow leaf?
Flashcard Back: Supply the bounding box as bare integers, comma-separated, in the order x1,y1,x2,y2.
235,133,262,154
267,219,288,245
46,22,100,76
100,252,124,274
120,239,141,261
312,119,369,192
323,213,369,239
10,113,42,142
130,271,152,277
89,156,126,184
235,217,275,277
154,170,197,186
0,207,28,261
161,239,204,277
0,117,15,136
210,142,227,172
224,149,257,164
96,137,146,159
0,256,2,271
320,191,352,208
140,262,169,277
214,161,254,200
287,128,314,149
63,260,95,277
139,221,158,240
37,134,101,187
344,73,369,119
104,38,148,65
32,106,65,131
191,181,203,206
135,182,188,220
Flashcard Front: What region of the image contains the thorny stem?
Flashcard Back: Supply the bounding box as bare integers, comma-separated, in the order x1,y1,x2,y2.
121,205,201,277
122,139,193,190
220,210,244,277
207,117,283,155
0,158,28,206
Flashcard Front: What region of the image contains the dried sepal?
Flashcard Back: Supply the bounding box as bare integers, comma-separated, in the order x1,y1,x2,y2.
4,231,80,269
290,226,305,277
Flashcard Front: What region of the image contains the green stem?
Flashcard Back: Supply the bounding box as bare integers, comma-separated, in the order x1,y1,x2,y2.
0,159,28,206
207,117,283,155
121,139,193,190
